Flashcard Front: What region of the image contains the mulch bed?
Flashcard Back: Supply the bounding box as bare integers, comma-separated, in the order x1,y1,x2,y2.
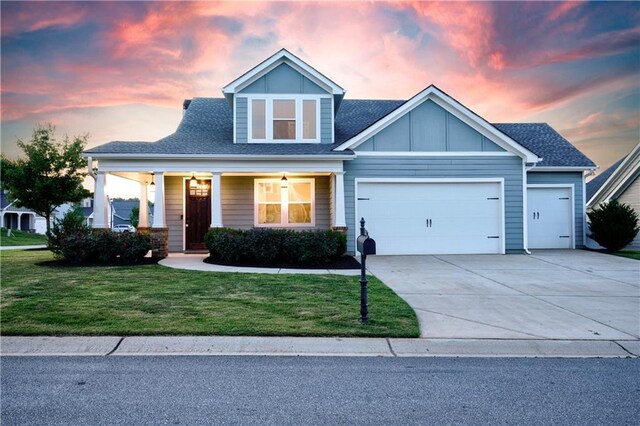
36,257,161,268
203,255,361,270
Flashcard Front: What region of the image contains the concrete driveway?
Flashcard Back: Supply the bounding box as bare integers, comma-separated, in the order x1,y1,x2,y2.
367,250,639,340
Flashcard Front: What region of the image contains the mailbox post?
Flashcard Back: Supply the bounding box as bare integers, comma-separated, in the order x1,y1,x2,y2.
357,217,376,324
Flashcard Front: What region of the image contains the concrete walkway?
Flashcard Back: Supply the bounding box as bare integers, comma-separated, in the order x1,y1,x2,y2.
2,336,638,358
367,250,640,340
160,253,360,275
0,245,47,251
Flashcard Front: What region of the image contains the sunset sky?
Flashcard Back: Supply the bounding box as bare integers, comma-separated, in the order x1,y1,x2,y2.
1,1,638,198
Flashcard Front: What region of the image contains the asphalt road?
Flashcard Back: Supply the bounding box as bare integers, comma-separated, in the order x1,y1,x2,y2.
2,356,639,425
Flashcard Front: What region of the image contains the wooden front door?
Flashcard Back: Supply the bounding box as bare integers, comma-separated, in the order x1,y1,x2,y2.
185,179,211,250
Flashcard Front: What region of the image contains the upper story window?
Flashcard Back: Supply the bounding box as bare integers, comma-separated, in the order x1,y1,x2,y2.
248,96,320,143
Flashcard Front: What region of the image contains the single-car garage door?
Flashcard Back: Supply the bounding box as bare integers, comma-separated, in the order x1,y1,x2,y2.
356,181,503,255
527,186,573,249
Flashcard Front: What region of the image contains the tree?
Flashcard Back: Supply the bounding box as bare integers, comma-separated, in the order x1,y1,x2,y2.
1,124,91,238
130,206,140,228
588,200,639,252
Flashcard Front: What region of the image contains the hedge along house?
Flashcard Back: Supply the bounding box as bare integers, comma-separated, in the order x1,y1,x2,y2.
84,49,596,257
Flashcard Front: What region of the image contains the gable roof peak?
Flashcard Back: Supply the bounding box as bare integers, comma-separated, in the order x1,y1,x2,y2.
221,48,345,96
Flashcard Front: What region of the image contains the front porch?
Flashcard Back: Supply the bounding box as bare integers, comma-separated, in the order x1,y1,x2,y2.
89,160,348,257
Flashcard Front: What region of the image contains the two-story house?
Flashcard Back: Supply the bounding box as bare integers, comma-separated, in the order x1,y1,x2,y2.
84,49,596,257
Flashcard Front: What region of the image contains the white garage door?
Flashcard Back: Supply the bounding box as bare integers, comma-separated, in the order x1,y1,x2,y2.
357,181,503,255
527,187,573,249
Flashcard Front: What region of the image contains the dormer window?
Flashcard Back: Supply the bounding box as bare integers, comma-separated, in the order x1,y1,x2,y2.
248,96,320,143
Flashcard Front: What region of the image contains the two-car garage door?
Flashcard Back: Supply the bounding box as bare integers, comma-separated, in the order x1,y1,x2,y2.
357,181,503,255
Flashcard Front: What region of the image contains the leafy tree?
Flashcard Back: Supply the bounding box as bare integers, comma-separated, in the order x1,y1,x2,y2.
588,200,639,252
1,124,91,239
130,206,140,228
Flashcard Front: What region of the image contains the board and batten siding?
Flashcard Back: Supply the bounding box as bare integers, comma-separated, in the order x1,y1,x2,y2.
356,100,506,153
165,176,185,253
344,156,524,254
221,175,331,230
527,172,585,247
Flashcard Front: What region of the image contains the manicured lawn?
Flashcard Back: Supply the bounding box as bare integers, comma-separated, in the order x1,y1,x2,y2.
612,250,640,261
0,228,47,246
0,250,419,337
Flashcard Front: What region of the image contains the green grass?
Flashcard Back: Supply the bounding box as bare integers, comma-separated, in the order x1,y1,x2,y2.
612,250,640,261
0,228,47,247
0,250,419,337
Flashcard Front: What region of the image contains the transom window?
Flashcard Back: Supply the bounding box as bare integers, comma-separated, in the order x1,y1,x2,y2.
248,97,320,142
254,178,315,227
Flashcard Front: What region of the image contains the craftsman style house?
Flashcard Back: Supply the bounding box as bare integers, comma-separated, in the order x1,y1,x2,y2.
84,49,596,256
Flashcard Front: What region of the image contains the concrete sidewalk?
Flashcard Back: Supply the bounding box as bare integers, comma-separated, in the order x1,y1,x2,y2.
0,245,47,251
2,336,638,358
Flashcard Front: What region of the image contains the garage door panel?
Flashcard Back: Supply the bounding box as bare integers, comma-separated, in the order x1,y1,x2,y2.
358,181,503,255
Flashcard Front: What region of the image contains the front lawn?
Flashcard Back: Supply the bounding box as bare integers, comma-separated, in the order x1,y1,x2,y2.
612,250,640,261
0,228,47,246
0,250,419,337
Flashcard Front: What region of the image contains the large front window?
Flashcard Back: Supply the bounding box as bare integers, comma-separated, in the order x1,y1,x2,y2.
248,97,320,142
255,178,315,226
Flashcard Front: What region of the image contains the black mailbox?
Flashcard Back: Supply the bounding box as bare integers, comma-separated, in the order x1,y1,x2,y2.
357,233,376,255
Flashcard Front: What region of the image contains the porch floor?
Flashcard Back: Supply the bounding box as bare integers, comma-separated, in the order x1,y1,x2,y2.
159,253,360,275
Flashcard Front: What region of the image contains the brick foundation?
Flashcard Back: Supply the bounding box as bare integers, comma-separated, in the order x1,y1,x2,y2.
139,227,169,258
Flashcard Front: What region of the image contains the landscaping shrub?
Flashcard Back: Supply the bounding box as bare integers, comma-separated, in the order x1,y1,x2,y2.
588,200,639,252
49,208,151,264
205,228,346,266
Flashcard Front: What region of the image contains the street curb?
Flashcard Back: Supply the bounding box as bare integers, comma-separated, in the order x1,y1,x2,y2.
1,336,638,358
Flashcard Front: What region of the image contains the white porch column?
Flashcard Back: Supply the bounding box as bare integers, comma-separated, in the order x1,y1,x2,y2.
152,172,166,228
17,213,23,231
93,172,109,228
210,172,223,228
138,181,149,228
333,171,347,227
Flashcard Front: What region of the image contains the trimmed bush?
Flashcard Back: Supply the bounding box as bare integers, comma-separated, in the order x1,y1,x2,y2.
588,200,639,252
205,228,347,266
49,209,151,264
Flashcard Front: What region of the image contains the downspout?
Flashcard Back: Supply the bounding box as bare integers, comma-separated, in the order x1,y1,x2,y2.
87,156,96,180
523,161,539,255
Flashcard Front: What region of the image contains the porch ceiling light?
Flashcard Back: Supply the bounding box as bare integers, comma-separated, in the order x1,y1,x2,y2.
149,173,155,193
281,174,288,189
190,173,198,189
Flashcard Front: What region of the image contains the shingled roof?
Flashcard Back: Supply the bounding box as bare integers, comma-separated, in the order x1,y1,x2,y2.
86,98,595,168
586,158,625,200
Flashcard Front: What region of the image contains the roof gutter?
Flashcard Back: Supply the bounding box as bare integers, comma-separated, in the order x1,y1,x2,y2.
82,153,356,161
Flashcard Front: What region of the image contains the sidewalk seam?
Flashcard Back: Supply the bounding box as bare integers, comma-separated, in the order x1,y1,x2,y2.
612,340,638,357
385,338,397,357
105,337,124,356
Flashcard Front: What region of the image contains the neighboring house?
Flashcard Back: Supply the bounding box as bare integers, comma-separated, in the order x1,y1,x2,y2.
1,190,48,234
84,49,596,256
82,197,151,228
586,143,640,249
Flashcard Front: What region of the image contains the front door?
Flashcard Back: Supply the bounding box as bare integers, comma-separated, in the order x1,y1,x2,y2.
185,179,211,250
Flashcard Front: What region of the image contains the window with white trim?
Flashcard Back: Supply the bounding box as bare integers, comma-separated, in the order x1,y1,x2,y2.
247,96,321,143
254,178,315,227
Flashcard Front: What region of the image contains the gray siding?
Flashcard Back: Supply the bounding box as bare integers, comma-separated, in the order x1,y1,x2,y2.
235,97,248,143
344,156,524,253
527,172,585,247
221,175,331,230
617,176,640,248
320,98,332,143
355,100,505,153
165,176,184,253
239,63,327,94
